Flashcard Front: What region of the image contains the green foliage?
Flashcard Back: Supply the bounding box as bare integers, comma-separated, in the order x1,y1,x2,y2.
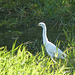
63,25,75,47
0,0,75,28
0,40,74,75
62,25,75,74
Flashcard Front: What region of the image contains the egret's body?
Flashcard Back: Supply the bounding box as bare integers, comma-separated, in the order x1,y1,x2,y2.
38,22,66,62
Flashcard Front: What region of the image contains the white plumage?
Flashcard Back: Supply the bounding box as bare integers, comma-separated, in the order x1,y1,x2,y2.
38,22,66,62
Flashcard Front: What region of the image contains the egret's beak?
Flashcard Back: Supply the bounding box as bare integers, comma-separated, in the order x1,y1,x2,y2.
32,24,40,27
32,25,37,27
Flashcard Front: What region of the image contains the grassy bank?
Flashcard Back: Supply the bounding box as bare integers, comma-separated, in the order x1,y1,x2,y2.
0,38,75,75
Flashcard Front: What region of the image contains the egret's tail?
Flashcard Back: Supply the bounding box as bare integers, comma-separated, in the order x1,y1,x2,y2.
63,52,67,58
57,52,67,59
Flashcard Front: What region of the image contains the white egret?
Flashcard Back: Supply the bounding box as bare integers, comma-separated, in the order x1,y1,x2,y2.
38,22,66,63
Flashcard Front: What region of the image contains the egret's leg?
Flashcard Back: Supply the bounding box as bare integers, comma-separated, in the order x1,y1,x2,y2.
51,57,57,63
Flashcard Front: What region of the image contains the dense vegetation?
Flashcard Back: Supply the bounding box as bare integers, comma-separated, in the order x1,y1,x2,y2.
0,0,75,28
0,40,75,75
0,0,75,75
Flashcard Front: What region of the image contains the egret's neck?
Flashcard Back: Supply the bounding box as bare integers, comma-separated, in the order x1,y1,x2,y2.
42,26,48,45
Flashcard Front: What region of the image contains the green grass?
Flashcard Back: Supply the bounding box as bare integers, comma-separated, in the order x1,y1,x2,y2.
0,40,74,75
0,0,75,75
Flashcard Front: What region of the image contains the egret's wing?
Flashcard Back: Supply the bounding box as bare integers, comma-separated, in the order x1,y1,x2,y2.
45,42,66,58
45,42,57,53
45,42,57,57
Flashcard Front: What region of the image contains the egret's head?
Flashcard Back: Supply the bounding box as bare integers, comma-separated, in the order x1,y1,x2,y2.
38,22,46,28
